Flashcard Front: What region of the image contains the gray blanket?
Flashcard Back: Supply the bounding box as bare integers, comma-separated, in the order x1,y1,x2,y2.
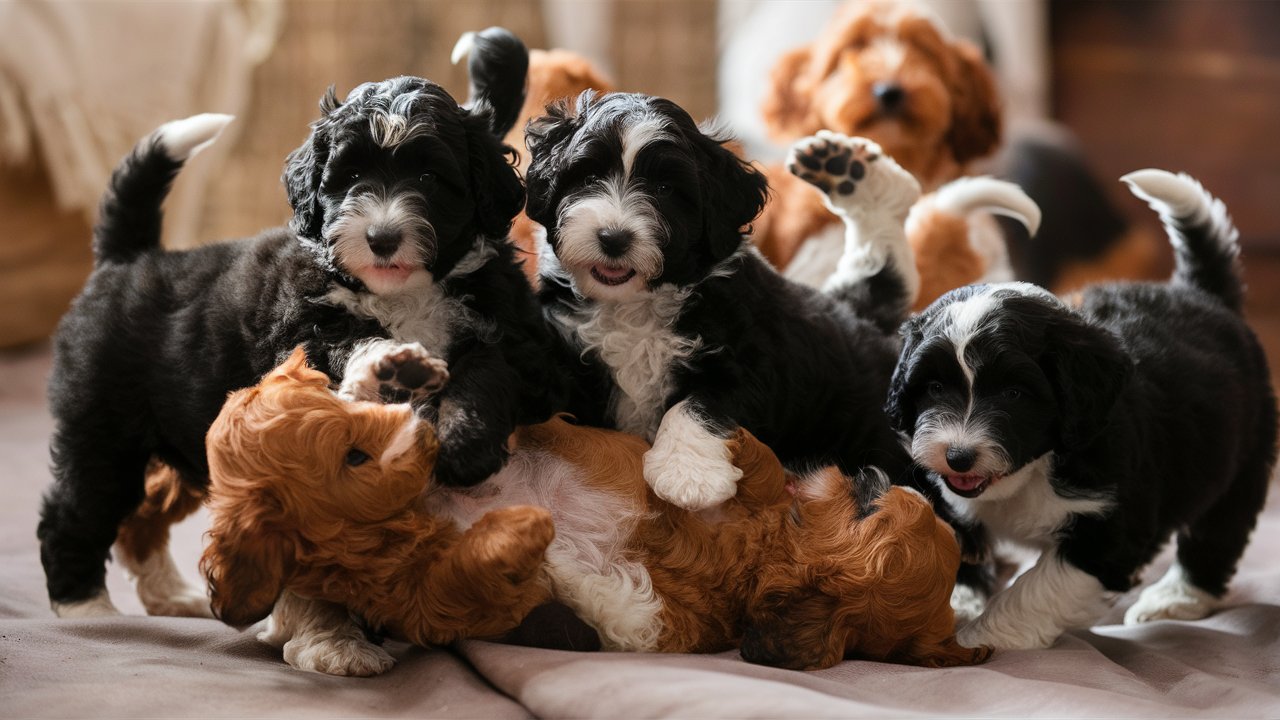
4,346,1278,718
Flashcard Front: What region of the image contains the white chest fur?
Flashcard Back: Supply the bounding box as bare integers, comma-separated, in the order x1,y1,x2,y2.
321,244,495,357
566,286,701,441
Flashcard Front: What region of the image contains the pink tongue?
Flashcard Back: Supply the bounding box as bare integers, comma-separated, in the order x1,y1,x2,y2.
948,474,985,491
594,265,631,280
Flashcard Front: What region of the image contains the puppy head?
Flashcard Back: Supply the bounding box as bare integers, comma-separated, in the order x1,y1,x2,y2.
201,348,439,626
283,77,524,294
886,283,1131,504
525,91,768,301
741,478,961,670
761,2,1000,179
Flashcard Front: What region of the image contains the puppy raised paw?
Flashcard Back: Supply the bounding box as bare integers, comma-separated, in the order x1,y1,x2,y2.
787,131,920,220
339,340,448,404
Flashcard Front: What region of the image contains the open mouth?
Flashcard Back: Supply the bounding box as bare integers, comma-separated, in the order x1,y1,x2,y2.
943,473,997,499
589,264,637,287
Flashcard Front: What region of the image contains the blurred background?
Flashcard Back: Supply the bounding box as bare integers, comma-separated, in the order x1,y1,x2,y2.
1,0,1278,361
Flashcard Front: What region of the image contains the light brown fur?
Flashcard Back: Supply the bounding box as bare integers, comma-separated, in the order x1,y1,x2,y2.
116,461,204,565
753,1,999,305
202,351,991,670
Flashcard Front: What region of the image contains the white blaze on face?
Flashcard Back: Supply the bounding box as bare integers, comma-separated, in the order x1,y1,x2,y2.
326,191,434,295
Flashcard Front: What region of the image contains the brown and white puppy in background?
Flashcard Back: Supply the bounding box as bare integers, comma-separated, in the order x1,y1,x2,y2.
753,0,1034,309
201,348,991,673
753,0,1159,302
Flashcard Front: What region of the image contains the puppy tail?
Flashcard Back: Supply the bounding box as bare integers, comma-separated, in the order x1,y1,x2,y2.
1122,170,1242,312
930,176,1042,237
452,27,529,138
93,114,234,264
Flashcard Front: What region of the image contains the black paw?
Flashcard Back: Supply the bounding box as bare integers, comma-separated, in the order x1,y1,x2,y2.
433,437,507,487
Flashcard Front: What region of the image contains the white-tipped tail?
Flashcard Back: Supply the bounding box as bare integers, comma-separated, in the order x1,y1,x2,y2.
932,176,1042,237
155,113,234,162
451,31,476,65
1121,169,1220,228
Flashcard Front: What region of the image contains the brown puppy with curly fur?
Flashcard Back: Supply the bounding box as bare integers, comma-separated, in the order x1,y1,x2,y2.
202,347,990,670
753,1,1034,309
201,348,554,645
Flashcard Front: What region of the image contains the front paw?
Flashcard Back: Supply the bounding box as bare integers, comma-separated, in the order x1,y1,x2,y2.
787,131,920,217
956,618,1053,651
643,402,743,511
280,632,396,677
467,506,556,584
340,341,448,404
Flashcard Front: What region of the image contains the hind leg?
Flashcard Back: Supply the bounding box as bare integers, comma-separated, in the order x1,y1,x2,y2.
1125,450,1272,625
38,433,151,617
115,461,211,618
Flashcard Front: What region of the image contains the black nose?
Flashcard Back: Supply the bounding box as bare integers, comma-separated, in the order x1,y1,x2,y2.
945,446,977,473
366,227,402,258
597,228,633,258
873,82,906,114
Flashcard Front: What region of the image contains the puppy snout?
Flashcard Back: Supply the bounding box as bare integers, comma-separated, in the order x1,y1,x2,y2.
872,82,906,114
366,227,403,258
596,228,633,259
945,446,977,473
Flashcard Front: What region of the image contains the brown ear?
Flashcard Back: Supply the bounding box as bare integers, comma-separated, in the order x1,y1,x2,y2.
944,39,1002,165
761,46,820,142
267,346,330,387
200,511,295,627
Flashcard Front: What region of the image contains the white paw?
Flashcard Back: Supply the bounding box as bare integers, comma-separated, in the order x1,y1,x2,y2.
281,633,396,677
1124,564,1218,626
53,590,121,618
787,130,920,219
339,340,448,404
122,546,213,618
642,401,742,511
956,618,1052,651
950,583,987,625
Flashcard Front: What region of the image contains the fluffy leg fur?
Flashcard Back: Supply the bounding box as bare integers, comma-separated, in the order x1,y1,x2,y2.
115,463,210,617
259,592,396,677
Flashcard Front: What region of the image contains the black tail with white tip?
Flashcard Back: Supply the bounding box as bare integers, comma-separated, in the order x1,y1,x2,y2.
1122,169,1243,312
93,113,233,265
451,27,529,138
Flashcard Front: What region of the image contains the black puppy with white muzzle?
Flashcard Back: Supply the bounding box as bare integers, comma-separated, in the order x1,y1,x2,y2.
39,31,560,660
527,92,924,511
886,170,1277,649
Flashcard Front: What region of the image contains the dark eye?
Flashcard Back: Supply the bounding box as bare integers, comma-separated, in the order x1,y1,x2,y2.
345,448,370,467
348,171,361,183
583,173,601,186
418,172,435,186
926,381,945,397
653,182,673,197
1002,387,1023,401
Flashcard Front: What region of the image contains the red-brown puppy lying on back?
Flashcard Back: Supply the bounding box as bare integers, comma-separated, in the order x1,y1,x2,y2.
201,348,991,671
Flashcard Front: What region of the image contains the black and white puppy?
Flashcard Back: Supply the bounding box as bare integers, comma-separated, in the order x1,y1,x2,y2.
39,32,556,642
886,170,1277,649
527,93,922,510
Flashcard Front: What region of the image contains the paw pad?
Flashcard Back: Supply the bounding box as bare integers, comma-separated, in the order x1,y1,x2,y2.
788,135,880,198
372,346,448,404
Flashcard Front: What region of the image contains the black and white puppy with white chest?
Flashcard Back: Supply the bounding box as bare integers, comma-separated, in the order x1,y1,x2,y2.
887,170,1277,649
526,92,924,509
39,29,560,675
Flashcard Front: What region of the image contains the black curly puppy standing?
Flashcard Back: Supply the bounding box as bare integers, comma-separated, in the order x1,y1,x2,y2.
886,170,1277,650
38,31,559,671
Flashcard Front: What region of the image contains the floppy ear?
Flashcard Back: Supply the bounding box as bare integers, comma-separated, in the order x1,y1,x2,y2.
740,587,845,671
523,96,584,227
943,40,1002,166
266,346,331,388
461,108,526,239
885,312,930,433
698,134,770,260
283,87,339,240
200,505,296,628
1039,311,1131,454
760,46,820,142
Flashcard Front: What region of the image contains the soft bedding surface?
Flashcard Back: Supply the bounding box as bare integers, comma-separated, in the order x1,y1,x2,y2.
3,345,1279,718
